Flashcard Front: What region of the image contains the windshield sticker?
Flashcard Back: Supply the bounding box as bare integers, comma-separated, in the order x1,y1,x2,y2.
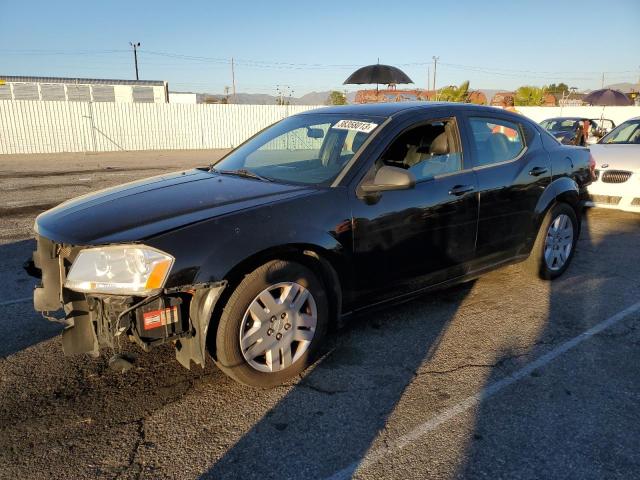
332,120,378,133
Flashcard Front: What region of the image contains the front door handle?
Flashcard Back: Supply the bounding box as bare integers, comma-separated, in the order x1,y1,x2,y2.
529,166,549,176
449,184,475,196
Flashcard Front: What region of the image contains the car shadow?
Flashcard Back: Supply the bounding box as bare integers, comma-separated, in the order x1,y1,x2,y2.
0,238,63,358
453,208,640,478
201,280,475,479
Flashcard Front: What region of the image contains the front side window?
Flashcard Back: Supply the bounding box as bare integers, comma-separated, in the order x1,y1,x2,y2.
214,114,384,185
469,117,525,166
378,118,463,181
600,119,640,144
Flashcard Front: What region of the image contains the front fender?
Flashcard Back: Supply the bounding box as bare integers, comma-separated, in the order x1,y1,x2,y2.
146,188,352,289
195,227,348,285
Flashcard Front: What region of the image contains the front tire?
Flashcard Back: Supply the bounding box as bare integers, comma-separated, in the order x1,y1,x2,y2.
214,260,328,387
527,203,578,280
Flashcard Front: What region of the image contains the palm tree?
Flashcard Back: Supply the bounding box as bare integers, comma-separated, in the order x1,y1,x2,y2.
514,86,547,106
437,81,470,102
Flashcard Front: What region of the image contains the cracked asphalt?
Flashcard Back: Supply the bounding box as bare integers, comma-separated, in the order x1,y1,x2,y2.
1,151,639,480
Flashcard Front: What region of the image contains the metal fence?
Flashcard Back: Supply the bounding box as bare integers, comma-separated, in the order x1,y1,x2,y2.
1,101,639,155
0,101,321,155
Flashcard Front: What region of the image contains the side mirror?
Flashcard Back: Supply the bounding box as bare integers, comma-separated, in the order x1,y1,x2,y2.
307,128,324,139
360,165,416,193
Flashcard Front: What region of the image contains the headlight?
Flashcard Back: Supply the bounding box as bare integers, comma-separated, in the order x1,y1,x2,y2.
64,245,174,296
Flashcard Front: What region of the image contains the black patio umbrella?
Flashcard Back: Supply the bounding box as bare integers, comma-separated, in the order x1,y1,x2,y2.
583,88,632,106
343,64,413,87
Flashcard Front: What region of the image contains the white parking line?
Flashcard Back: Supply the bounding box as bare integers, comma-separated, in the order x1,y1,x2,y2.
327,300,640,480
0,297,32,307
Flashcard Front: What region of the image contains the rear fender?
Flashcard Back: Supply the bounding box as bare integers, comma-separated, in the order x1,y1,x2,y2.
526,177,580,251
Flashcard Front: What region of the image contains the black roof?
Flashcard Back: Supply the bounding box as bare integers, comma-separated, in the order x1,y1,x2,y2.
299,101,515,117
0,75,165,86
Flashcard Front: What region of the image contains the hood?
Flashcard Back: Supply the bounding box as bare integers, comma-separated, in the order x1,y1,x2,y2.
35,169,314,244
589,144,640,172
548,128,576,136
547,129,575,144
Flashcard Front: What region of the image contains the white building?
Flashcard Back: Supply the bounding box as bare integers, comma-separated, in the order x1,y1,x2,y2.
168,92,207,104
0,76,168,103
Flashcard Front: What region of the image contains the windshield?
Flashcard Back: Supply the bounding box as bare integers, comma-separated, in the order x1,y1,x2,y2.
599,119,640,144
212,113,385,186
540,119,579,132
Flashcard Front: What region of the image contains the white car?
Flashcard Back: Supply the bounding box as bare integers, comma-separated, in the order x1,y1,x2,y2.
586,117,640,213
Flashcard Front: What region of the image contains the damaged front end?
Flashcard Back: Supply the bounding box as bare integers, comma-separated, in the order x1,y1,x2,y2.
30,235,225,369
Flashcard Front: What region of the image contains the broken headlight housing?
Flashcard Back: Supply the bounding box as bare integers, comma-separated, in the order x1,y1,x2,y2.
64,245,174,296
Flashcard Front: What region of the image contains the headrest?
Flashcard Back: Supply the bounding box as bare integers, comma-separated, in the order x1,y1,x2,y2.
430,132,449,155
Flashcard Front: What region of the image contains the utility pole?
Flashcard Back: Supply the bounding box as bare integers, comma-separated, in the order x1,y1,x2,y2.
130,42,141,80
432,56,439,99
231,57,236,104
601,72,605,89
427,66,430,93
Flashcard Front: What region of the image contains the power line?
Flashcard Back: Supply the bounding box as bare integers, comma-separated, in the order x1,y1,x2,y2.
1,48,636,76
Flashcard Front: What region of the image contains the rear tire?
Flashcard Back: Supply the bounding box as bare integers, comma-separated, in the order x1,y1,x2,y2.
213,260,328,387
526,203,578,280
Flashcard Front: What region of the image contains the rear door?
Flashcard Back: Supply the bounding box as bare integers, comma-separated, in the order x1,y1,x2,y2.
461,113,551,265
350,110,479,304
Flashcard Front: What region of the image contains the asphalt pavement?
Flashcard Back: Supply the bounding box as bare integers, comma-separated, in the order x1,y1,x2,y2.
0,151,639,480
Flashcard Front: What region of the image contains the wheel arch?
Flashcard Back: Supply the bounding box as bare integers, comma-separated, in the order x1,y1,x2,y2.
205,243,346,360
526,177,582,253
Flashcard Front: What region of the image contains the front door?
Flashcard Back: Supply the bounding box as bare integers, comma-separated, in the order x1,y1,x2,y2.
350,114,479,305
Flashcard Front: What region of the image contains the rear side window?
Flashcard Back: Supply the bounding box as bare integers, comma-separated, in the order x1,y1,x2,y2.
469,117,525,167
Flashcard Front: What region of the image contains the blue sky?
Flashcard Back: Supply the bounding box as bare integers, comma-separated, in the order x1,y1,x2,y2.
1,0,638,95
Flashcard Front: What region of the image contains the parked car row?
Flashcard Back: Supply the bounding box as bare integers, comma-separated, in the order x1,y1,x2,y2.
540,115,639,213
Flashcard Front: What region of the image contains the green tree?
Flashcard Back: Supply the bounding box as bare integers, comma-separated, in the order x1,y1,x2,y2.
514,85,547,106
437,81,470,102
547,83,569,95
327,90,347,105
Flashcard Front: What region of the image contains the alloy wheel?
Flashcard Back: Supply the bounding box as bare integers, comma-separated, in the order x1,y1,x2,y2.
239,282,317,373
544,213,574,271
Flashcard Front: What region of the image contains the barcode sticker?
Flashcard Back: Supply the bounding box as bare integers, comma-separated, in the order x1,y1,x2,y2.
332,120,378,133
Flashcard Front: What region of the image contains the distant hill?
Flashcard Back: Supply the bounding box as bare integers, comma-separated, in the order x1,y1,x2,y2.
293,91,330,105
175,88,505,105
603,82,640,94
171,90,359,105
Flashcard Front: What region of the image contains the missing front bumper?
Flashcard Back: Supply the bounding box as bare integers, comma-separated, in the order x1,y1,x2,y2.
31,234,227,370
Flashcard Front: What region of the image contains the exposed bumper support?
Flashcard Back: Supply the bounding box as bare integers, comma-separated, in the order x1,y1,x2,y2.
33,236,62,312
176,282,226,369
61,300,99,356
32,234,228,370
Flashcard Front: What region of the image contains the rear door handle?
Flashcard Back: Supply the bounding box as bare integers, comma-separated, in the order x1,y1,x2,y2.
448,184,475,196
529,166,549,176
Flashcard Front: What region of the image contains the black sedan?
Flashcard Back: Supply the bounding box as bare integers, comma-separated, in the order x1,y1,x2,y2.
31,103,594,387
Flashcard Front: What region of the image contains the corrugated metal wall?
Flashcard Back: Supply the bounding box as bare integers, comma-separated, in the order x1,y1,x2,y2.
2,101,639,155
0,101,321,154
